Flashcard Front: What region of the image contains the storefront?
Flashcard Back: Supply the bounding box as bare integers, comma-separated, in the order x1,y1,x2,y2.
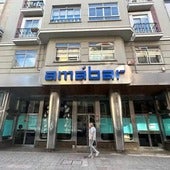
1,64,170,151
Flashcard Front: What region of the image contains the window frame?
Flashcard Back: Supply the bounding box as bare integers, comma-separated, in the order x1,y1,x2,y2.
50,5,81,23
135,47,164,65
56,43,80,62
129,11,153,26
21,17,41,28
129,11,157,33
0,0,5,4
13,50,37,68
88,2,120,21
89,42,115,61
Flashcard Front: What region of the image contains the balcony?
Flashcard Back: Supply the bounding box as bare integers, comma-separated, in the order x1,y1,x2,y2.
0,28,4,37
128,0,153,12
13,28,40,45
21,0,44,17
39,26,133,44
132,23,163,41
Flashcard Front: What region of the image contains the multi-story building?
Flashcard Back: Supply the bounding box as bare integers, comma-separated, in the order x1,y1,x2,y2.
0,0,170,152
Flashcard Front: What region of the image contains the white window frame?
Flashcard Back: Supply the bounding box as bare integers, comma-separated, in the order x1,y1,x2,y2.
21,17,41,28
14,50,37,68
51,6,81,23
56,43,80,62
135,47,163,64
0,0,5,4
89,42,115,61
129,11,153,26
88,2,120,21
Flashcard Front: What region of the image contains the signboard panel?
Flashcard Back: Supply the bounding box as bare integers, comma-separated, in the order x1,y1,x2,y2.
41,64,132,85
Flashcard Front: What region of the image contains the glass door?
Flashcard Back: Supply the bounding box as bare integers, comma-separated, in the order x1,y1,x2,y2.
77,114,95,146
14,99,39,145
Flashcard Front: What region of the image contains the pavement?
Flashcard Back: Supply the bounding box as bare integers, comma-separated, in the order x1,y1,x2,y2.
0,147,170,170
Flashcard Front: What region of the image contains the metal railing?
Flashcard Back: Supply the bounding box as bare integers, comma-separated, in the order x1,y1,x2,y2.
133,23,159,33
23,0,44,8
128,0,152,3
50,18,81,23
15,28,39,38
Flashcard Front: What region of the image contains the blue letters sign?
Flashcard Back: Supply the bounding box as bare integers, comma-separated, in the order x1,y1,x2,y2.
45,66,125,82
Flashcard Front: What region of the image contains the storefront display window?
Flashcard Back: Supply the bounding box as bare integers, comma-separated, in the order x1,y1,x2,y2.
0,91,4,107
57,101,72,140
40,100,49,139
122,100,133,141
2,118,14,139
100,100,114,140
156,93,170,140
77,101,94,113
134,99,162,146
14,98,40,144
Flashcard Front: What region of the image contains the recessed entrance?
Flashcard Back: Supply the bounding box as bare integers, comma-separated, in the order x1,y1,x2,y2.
77,114,95,146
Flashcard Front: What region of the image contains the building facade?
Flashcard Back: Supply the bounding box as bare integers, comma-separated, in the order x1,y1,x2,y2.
0,0,170,151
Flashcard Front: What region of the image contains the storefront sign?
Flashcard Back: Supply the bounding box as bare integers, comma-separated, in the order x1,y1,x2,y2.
45,66,125,81
41,65,131,85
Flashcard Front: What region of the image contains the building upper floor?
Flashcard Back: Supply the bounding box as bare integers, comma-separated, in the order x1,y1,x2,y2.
0,0,170,80
0,0,170,44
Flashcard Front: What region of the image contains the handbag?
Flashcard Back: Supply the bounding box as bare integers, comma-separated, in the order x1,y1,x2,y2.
93,140,96,146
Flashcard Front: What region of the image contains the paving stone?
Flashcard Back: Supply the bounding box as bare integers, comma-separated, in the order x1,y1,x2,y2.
61,160,73,165
72,160,82,165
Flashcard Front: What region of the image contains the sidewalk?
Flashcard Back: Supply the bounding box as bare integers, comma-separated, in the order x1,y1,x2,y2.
0,146,170,170
0,148,170,170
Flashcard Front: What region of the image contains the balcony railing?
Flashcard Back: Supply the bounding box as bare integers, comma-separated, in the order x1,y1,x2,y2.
133,23,160,33
23,0,44,8
15,28,39,38
50,18,81,23
128,0,152,3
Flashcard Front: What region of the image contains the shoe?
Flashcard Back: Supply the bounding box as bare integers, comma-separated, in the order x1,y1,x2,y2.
91,155,94,159
95,151,100,157
88,154,92,158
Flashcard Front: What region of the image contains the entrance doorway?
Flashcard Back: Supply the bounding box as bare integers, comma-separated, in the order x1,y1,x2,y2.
77,114,95,146
14,99,40,145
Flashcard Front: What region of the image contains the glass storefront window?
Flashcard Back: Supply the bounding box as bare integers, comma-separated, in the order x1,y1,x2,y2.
0,92,4,106
77,101,94,113
134,98,162,146
122,100,133,141
100,100,114,140
134,100,156,114
2,118,14,139
56,101,72,140
40,100,49,139
155,93,170,140
19,99,40,113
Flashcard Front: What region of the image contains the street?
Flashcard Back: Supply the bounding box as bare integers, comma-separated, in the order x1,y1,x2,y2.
0,150,170,170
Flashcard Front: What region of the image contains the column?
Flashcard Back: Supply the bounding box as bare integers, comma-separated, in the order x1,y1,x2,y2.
109,91,124,151
46,92,60,149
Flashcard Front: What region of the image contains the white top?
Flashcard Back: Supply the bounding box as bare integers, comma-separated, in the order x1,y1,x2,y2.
89,126,96,141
